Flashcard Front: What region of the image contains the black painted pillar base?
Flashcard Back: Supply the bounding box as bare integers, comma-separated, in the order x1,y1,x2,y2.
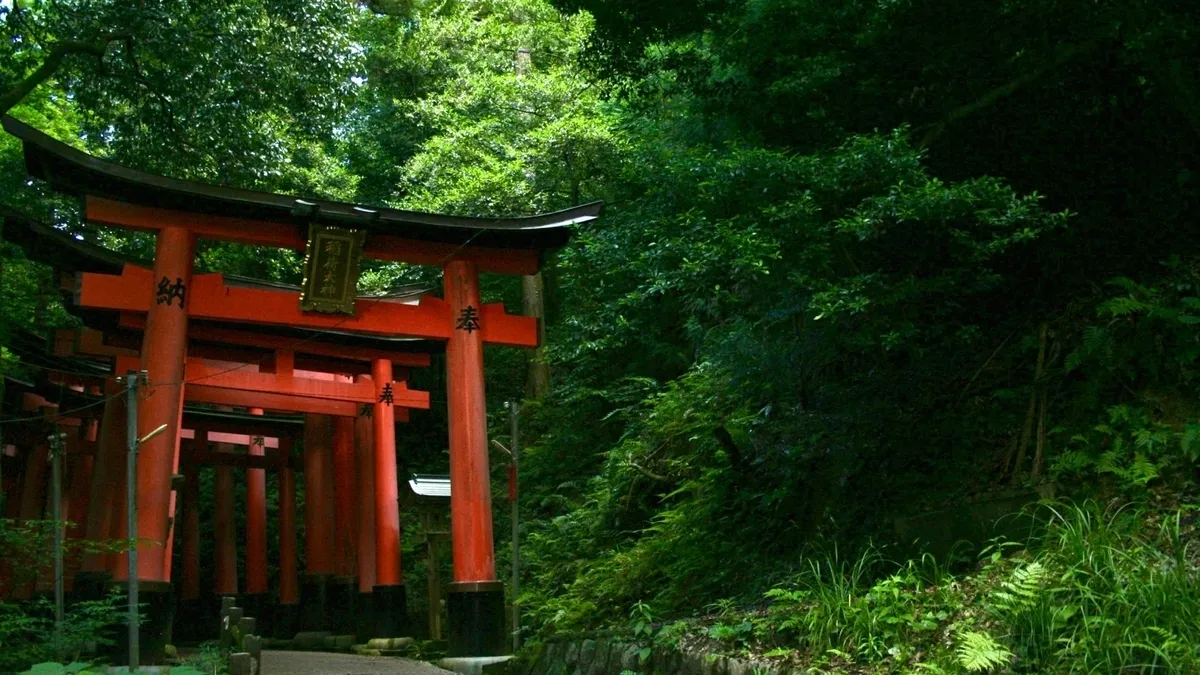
242,593,269,635
112,581,176,665
355,592,375,643
447,581,505,657
373,584,407,638
273,603,300,639
71,570,113,603
300,573,330,631
328,576,356,635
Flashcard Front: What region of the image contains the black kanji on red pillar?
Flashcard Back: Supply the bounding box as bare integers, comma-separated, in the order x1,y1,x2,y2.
456,305,481,332
156,276,187,307
361,404,373,417
379,383,394,406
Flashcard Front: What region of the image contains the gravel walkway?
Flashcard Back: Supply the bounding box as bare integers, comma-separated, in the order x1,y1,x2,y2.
260,650,454,675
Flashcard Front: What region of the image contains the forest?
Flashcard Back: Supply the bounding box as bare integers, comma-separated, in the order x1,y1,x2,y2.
1,0,1199,673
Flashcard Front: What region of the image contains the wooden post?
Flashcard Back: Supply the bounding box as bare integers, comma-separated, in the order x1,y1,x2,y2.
246,408,268,596
444,259,505,656
180,456,201,601
276,438,299,636
80,379,125,579
277,445,299,605
371,359,402,588
132,225,194,583
354,396,377,641
332,411,357,578
371,359,405,636
214,439,238,596
444,261,495,584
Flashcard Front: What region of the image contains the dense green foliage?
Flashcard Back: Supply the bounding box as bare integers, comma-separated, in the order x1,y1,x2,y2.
650,501,1200,673
2,0,1199,672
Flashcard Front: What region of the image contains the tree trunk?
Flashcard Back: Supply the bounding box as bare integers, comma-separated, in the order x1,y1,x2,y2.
522,273,549,398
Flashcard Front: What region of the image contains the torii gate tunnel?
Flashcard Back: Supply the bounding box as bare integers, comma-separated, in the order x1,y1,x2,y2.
1,115,602,660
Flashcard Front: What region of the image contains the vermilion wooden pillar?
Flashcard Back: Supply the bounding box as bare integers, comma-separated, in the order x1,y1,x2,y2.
333,412,357,578
245,408,268,600
330,409,359,634
3,468,21,519
15,442,50,599
213,439,238,597
353,395,378,642
179,454,200,601
133,225,194,591
18,443,50,522
302,414,335,629
79,379,125,586
371,359,405,636
275,437,300,637
63,412,99,593
160,392,187,582
443,259,505,656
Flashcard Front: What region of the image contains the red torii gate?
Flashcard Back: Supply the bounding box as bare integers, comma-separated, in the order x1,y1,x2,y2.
3,114,600,659
52,320,433,639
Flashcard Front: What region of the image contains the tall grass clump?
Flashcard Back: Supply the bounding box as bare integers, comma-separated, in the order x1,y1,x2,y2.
730,500,1200,673
1009,502,1200,673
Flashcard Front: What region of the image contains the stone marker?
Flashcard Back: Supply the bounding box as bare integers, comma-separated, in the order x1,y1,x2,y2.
244,635,263,675
239,616,257,639
229,652,253,675
225,607,244,649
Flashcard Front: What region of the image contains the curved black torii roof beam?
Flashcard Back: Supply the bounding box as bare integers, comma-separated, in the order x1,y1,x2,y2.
2,115,602,250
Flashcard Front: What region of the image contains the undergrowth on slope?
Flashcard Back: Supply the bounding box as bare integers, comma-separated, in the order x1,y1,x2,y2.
626,500,1200,674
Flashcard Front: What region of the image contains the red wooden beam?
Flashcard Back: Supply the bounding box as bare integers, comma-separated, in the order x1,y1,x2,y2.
113,355,429,410
80,264,538,347
117,317,433,368
87,196,543,276
182,447,297,472
62,325,414,378
184,384,409,421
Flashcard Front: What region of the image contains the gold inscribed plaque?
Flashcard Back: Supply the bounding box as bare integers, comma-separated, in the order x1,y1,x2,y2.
299,223,365,314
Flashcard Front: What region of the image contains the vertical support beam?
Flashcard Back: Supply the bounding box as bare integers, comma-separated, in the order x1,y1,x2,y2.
276,437,299,638
179,454,200,602
16,442,50,599
330,410,358,634
371,359,406,637
213,440,238,597
160,392,187,584
18,442,50,522
245,408,268,597
79,380,125,589
63,409,99,594
333,412,357,578
302,414,334,630
353,398,377,641
134,225,194,585
443,260,505,656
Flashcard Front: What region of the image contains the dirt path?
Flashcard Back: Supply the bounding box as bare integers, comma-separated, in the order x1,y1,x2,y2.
260,650,454,675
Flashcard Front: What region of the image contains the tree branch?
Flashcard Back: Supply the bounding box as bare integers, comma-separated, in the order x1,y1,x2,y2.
626,459,670,483
918,41,1100,148
0,35,128,117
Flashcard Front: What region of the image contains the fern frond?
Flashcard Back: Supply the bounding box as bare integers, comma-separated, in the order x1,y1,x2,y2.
954,630,1013,672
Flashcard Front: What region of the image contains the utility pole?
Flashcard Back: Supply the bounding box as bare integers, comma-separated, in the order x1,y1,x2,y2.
49,427,67,655
124,369,140,670
123,368,167,670
509,400,520,653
